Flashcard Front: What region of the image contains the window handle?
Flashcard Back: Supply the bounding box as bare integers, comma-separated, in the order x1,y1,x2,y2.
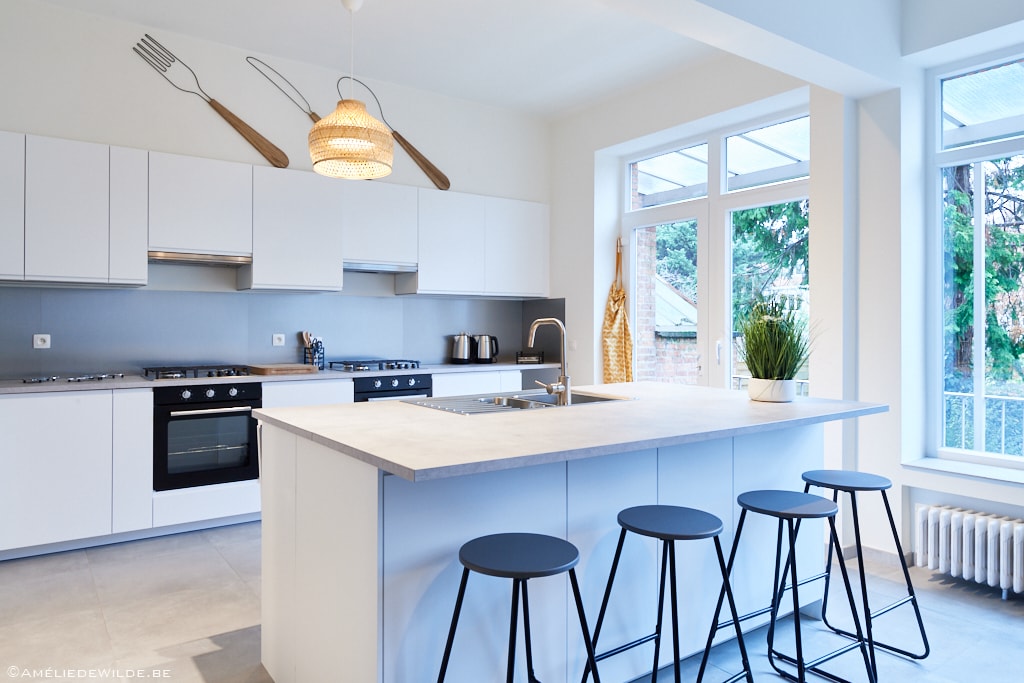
715,339,722,365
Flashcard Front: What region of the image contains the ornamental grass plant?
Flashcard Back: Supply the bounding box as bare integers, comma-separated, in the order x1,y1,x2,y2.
736,294,810,381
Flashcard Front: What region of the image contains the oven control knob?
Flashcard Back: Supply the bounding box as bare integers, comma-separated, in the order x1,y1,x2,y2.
228,387,238,397
206,388,216,399
180,389,192,400
373,379,382,389
408,378,416,386
390,379,399,388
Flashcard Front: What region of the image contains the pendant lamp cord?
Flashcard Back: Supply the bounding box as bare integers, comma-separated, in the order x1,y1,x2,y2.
348,4,355,100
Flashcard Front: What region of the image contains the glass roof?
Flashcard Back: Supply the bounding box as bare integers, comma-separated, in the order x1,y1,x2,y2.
635,143,708,197
725,117,809,176
942,59,1024,129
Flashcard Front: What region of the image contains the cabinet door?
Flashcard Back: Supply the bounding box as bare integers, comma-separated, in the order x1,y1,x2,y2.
109,146,148,285
0,392,113,551
485,197,549,297
431,371,504,397
25,135,109,283
262,379,355,408
149,151,252,255
408,189,486,294
243,166,344,291
112,389,153,533
0,131,24,281
343,181,418,268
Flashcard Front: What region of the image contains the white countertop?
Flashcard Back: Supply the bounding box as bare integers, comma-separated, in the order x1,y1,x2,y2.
253,381,887,481
0,361,556,395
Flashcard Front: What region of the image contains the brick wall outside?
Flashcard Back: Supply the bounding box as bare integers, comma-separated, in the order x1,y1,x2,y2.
633,225,701,385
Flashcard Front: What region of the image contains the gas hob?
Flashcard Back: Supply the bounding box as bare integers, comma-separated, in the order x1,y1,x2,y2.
328,359,422,372
143,364,251,380
22,372,126,384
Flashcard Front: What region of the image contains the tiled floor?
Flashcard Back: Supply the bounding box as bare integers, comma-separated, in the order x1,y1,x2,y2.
0,522,1020,682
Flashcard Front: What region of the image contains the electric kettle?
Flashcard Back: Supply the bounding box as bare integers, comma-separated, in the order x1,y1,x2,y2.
474,334,499,363
451,332,474,364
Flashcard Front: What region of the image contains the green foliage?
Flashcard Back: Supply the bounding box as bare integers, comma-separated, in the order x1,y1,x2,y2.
736,294,810,380
732,201,809,322
655,220,698,300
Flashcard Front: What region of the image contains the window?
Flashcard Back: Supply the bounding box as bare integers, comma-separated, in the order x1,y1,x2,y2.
624,108,810,389
630,143,708,209
934,52,1024,470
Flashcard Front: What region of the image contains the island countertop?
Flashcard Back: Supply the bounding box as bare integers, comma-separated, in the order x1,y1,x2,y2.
253,381,886,481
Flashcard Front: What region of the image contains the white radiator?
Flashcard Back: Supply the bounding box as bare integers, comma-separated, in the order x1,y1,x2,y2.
914,504,1024,599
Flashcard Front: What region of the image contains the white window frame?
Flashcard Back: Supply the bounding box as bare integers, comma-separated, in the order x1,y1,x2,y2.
928,46,1024,473
622,107,810,389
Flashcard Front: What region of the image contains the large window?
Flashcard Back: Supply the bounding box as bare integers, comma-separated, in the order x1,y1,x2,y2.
627,112,810,389
935,52,1024,469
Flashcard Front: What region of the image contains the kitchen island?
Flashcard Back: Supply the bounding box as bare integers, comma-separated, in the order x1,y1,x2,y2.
254,382,885,683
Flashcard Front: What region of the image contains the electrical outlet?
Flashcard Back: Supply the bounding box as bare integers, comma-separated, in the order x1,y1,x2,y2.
33,333,51,349
272,333,285,347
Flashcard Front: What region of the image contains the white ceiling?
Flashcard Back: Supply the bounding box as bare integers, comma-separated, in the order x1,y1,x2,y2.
39,0,719,117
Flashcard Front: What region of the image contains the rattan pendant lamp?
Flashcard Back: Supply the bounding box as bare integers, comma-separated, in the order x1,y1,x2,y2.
309,0,393,179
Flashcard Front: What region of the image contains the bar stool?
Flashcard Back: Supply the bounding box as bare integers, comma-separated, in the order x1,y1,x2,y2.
801,470,930,678
701,490,875,683
581,505,753,683
437,532,602,683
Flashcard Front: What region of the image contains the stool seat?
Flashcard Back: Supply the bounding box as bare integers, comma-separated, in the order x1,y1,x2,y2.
737,489,838,519
802,469,892,492
459,532,579,579
617,505,724,540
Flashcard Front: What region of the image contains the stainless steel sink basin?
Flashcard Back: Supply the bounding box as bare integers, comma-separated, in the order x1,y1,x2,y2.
404,390,628,415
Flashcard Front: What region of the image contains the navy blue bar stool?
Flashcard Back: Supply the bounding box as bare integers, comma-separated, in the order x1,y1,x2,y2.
581,505,753,683
701,490,875,683
437,532,602,683
801,470,930,678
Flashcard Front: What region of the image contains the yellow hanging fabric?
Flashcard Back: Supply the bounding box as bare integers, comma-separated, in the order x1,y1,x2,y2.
602,237,633,383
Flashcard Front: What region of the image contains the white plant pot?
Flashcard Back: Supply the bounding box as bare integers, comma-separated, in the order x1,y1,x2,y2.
747,378,796,403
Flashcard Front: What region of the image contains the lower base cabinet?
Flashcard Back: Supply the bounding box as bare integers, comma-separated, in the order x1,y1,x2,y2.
0,392,113,551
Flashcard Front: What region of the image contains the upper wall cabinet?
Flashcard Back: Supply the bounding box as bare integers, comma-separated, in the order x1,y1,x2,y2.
239,166,345,291
0,131,24,281
149,151,252,256
342,181,418,270
396,189,549,298
20,136,147,285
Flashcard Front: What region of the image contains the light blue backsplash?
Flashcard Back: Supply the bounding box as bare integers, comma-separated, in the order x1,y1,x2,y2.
0,280,564,379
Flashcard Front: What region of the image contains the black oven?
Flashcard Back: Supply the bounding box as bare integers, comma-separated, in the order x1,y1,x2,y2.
352,374,431,402
153,382,262,491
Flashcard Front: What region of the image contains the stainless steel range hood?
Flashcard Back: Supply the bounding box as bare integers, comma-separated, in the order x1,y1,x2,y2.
343,261,417,274
148,251,253,266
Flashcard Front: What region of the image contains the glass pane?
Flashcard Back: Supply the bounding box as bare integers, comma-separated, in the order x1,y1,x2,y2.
942,59,1024,149
634,220,700,384
630,143,708,209
167,414,251,473
944,155,1024,456
725,117,809,191
730,200,810,393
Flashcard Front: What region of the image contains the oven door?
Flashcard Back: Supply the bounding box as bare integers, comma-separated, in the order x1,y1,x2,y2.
153,401,260,491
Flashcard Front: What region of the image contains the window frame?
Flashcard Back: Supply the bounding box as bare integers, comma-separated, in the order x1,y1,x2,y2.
622,108,809,389
928,47,1024,472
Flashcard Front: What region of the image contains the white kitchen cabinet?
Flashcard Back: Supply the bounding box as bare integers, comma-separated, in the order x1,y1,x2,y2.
343,181,418,269
0,392,113,551
397,189,487,294
112,389,153,534
431,370,522,397
25,135,109,283
484,197,549,297
0,130,24,281
397,189,549,297
108,146,149,285
239,166,345,291
261,379,355,408
149,151,252,256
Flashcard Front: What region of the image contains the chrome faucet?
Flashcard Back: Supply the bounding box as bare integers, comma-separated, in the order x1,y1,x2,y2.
527,317,571,406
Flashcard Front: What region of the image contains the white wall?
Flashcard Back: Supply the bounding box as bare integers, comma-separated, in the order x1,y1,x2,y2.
0,0,549,202
902,0,1024,58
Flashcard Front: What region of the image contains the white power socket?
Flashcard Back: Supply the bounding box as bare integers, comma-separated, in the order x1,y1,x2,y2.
272,333,285,347
33,333,51,349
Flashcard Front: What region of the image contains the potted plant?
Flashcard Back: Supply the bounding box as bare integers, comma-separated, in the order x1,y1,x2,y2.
736,293,810,402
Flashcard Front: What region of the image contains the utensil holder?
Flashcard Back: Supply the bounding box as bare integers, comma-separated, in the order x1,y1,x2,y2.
304,344,324,370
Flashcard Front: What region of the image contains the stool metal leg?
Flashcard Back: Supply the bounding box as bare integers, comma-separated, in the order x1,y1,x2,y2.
809,485,931,666
668,541,682,683
521,579,541,683
508,578,520,683
569,568,603,683
438,567,470,683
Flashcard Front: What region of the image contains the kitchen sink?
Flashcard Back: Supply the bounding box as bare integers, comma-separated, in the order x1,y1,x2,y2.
404,389,628,415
